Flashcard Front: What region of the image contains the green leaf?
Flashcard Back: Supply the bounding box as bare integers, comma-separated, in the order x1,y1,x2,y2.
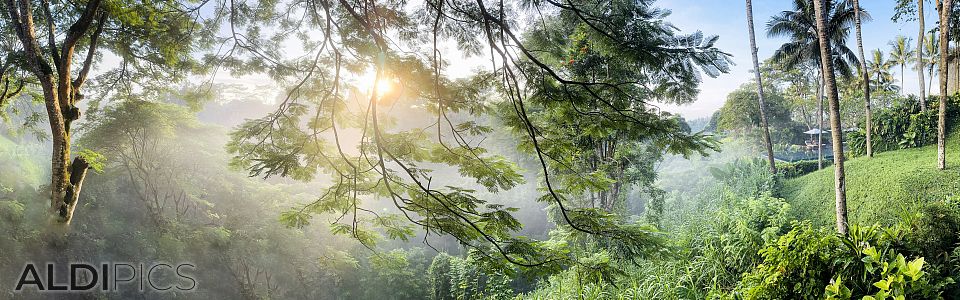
905,257,925,281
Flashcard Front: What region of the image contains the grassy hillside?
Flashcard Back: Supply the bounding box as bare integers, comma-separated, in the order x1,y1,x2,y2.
783,131,960,227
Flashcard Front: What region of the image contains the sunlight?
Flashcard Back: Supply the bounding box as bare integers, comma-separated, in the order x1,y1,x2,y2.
12,0,956,298
356,69,398,99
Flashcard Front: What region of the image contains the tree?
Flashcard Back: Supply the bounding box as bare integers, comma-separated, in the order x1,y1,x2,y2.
767,0,862,169
812,0,849,234
1,0,205,226
889,35,917,94
919,0,928,110
937,0,955,170
852,0,873,157
923,32,940,96
0,50,24,111
716,84,793,133
768,60,819,131
746,0,777,173
222,0,730,268
868,49,898,91
503,13,723,217
80,100,201,225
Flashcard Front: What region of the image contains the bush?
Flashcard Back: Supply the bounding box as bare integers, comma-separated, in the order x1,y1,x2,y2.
722,222,934,300
848,95,960,157
776,160,831,178
708,158,781,198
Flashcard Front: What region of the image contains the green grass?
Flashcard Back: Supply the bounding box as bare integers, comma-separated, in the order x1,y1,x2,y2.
782,131,960,227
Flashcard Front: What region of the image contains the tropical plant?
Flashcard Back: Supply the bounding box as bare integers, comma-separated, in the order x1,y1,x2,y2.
936,0,955,170
725,222,933,300
747,0,777,173
889,35,917,94
852,0,873,157
845,96,954,156
868,49,899,92
923,32,941,96
766,0,863,170
919,0,929,110
812,0,850,234
766,0,862,78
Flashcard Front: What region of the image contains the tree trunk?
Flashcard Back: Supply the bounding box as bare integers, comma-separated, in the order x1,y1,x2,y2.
746,0,777,173
955,40,959,91
5,0,101,227
813,0,849,235
818,71,825,170
938,0,954,170
920,0,928,111
854,0,873,157
902,65,906,94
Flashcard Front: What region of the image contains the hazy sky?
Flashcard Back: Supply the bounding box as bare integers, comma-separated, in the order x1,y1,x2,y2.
657,0,935,119
204,1,935,121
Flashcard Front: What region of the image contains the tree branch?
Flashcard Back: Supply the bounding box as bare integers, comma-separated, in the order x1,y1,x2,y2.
73,11,105,92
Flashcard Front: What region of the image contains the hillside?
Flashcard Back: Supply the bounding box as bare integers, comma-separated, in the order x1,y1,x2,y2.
783,131,960,227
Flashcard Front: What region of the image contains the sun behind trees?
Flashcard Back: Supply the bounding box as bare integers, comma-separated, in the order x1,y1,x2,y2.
224,0,730,268
6,0,960,299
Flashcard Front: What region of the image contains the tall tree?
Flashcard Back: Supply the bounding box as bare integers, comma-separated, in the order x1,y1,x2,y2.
222,0,731,266
868,49,898,90
1,0,205,226
767,0,862,169
746,0,777,173
923,32,940,95
937,0,955,170
813,0,849,234
919,0,928,110
853,0,873,157
889,35,917,94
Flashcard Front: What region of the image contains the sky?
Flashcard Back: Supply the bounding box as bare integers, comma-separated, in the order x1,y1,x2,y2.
198,0,935,120
656,0,936,119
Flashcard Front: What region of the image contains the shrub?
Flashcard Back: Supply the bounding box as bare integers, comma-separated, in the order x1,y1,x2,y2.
776,160,831,178
708,158,781,198
722,222,934,300
848,95,960,157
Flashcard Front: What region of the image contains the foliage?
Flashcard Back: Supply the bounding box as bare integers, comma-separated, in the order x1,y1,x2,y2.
867,49,900,93
725,222,933,300
716,84,792,130
708,158,781,198
522,157,791,299
847,95,959,157
715,83,802,145
222,0,729,269
362,249,431,300
766,0,864,79
776,160,832,178
427,253,515,300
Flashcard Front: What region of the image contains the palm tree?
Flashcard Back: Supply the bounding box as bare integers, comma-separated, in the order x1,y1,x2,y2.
889,35,916,95
918,0,928,111
937,0,955,170
746,0,776,173
923,32,940,96
852,0,873,157
868,49,898,91
767,0,862,169
812,0,849,235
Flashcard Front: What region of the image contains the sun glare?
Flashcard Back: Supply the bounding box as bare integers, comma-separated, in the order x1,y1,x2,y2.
357,69,398,98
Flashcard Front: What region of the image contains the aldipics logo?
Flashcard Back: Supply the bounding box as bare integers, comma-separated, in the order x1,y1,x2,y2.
13,262,197,293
